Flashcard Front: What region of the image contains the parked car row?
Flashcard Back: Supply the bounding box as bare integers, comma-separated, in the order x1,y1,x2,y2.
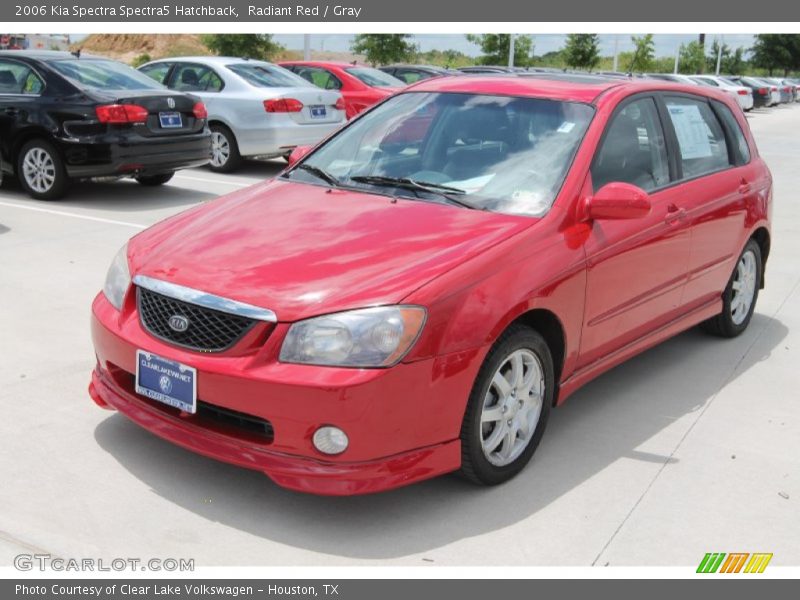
1,49,796,200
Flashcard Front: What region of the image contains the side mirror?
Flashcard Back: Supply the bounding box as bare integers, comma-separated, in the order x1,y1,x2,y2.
584,182,651,220
287,145,313,166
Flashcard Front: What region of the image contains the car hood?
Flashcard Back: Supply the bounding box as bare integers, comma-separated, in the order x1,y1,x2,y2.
129,179,534,322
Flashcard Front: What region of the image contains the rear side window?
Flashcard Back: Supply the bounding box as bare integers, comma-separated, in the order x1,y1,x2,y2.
665,96,730,179
227,63,310,88
592,97,670,192
0,59,44,95
713,101,751,164
294,67,341,90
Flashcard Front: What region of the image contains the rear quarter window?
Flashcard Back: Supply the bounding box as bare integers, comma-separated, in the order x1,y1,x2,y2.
712,100,752,165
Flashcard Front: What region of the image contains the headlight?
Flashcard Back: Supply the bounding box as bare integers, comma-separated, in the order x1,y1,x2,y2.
102,242,131,311
280,306,426,367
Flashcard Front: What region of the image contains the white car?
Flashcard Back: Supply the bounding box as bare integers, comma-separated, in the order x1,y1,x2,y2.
689,75,754,111
139,56,346,172
645,73,701,86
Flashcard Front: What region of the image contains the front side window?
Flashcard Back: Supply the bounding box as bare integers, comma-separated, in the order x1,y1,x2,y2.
665,96,730,179
0,59,44,95
592,97,670,192
48,59,163,91
344,67,404,88
170,64,223,92
285,92,594,217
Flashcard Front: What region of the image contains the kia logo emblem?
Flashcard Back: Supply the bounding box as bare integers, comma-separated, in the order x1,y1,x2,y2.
168,314,190,332
167,97,176,109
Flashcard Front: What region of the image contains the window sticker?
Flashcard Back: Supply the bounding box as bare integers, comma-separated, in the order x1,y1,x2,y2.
667,103,713,159
557,121,576,133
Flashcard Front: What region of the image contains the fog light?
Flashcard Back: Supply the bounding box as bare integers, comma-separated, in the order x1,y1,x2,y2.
312,426,349,455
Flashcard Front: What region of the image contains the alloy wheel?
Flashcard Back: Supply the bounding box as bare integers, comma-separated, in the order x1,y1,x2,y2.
22,147,56,194
731,249,757,325
210,131,231,168
480,348,545,467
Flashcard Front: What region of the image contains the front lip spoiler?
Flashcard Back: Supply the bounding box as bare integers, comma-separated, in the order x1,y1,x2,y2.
89,368,461,496
133,275,278,323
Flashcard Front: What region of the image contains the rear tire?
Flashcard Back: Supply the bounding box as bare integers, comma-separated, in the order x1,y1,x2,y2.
209,124,242,173
136,172,175,186
17,139,70,200
459,324,553,486
701,239,761,337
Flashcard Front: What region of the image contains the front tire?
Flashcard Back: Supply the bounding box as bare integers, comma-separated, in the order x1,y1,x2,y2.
701,239,761,337
17,139,70,200
209,124,242,173
136,172,175,186
459,324,553,486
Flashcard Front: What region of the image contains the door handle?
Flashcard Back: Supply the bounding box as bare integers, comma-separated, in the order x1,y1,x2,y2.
665,204,687,223
4,107,18,116
738,178,751,194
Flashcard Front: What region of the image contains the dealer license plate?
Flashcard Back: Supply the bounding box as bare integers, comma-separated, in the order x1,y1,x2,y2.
135,350,196,414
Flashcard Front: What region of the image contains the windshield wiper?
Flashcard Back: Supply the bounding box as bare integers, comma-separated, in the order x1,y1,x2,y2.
295,163,339,187
349,175,481,210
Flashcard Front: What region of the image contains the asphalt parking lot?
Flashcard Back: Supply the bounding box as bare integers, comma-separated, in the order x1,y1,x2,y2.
1,104,798,568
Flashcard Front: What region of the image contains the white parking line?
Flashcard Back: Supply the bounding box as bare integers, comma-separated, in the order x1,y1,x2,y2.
0,200,147,229
172,174,257,188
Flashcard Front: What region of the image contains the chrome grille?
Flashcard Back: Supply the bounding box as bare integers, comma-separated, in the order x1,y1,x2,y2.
137,287,255,352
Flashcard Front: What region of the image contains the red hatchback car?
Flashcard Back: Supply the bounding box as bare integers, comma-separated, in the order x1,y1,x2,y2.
278,60,404,119
90,75,772,495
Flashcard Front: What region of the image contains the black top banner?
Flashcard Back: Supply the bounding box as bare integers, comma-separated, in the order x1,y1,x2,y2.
3,0,799,22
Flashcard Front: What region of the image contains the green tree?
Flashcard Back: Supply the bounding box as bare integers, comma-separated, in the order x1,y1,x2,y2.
465,34,534,67
351,34,416,66
750,34,800,76
677,41,706,74
563,34,601,71
706,40,736,74
201,34,282,60
626,34,655,73
132,53,151,68
717,46,748,75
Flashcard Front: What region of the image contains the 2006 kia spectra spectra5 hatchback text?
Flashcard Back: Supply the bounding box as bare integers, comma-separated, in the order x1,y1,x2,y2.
89,75,772,495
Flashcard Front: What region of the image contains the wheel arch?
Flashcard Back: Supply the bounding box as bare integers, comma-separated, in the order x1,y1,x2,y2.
511,308,567,405
10,128,59,174
750,226,770,288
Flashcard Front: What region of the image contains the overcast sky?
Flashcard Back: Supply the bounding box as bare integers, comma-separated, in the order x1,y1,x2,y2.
272,33,757,57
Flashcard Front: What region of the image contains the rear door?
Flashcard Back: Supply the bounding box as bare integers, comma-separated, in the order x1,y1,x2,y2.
660,93,763,310
578,95,692,368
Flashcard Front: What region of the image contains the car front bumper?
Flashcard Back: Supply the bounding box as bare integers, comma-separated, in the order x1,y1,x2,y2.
89,292,477,495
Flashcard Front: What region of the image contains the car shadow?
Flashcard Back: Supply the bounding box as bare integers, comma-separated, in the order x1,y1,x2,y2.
0,176,218,212
93,314,788,560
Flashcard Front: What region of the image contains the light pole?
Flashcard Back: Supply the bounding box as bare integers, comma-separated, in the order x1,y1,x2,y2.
508,34,515,68
715,35,723,76
303,34,311,60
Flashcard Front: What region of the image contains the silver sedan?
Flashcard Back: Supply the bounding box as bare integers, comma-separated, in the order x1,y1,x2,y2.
139,56,346,172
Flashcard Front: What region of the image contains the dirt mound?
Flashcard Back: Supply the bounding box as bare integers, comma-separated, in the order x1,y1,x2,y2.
72,34,210,64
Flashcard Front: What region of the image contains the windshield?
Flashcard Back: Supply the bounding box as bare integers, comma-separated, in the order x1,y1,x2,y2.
49,59,164,91
227,62,312,88
345,67,404,88
286,92,594,217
